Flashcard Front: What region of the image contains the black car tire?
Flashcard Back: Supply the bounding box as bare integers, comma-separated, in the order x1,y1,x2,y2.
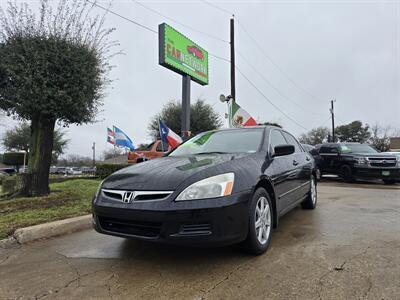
383,179,396,185
340,165,354,183
301,176,317,209
243,188,273,255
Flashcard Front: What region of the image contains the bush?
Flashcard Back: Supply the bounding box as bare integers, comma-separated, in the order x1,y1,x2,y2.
96,164,130,179
2,175,21,195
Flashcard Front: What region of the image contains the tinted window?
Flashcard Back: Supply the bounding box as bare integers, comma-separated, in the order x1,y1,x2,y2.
340,144,378,154
269,130,287,150
319,145,338,153
169,129,264,156
283,132,302,153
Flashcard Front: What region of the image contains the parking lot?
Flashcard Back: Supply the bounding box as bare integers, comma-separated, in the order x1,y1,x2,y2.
0,180,399,300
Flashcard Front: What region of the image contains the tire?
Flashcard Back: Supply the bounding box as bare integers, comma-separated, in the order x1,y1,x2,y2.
242,188,273,255
340,165,354,183
301,176,317,209
383,179,396,185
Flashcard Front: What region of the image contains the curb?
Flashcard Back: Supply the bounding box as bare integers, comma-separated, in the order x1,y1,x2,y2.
0,214,92,247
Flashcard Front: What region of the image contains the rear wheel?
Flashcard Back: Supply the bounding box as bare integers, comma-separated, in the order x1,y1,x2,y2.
302,176,317,209
340,165,354,183
243,188,273,255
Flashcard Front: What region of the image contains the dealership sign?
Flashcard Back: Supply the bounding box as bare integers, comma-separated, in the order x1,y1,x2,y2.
159,23,209,85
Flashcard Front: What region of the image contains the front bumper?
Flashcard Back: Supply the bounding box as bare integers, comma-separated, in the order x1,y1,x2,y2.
353,166,400,181
92,190,252,247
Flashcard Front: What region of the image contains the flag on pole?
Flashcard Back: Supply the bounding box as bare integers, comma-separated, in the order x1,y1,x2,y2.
230,102,257,127
114,126,135,151
159,120,183,148
107,127,115,145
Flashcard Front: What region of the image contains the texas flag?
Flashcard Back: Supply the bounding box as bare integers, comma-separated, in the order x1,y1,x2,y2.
159,120,183,148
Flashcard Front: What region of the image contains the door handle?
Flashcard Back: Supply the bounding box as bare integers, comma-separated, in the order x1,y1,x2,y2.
293,160,299,166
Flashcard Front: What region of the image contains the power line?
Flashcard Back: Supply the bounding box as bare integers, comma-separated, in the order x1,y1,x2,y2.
87,0,157,34
237,20,322,103
131,0,229,43
236,66,309,131
236,50,324,117
200,0,234,16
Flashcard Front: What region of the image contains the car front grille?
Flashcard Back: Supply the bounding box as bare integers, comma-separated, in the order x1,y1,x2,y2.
367,157,397,168
98,216,162,238
101,189,173,203
171,224,212,237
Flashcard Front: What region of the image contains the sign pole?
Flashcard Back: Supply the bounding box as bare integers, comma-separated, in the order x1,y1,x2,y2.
230,17,236,103
182,74,191,140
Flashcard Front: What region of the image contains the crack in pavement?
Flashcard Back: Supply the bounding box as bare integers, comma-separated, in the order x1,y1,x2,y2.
317,246,371,300
0,255,10,265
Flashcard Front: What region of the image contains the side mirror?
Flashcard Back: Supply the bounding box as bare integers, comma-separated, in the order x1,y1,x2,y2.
273,144,295,157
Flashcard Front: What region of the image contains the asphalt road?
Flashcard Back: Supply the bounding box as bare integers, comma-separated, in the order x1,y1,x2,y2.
1,181,399,300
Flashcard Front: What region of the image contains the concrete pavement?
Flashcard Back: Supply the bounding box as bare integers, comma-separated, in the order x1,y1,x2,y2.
0,182,399,299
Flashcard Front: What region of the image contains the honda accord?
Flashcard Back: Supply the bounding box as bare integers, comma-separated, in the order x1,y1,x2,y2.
92,126,317,254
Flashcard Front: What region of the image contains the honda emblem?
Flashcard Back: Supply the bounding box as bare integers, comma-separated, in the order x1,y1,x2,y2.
123,191,135,203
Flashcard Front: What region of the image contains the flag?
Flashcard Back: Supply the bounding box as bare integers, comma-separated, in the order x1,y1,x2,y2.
114,126,135,151
107,127,115,145
230,102,257,127
159,120,183,148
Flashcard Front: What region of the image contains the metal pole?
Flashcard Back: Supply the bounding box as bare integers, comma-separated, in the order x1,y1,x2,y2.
331,100,335,142
92,142,96,167
230,17,236,102
158,119,164,152
181,74,191,140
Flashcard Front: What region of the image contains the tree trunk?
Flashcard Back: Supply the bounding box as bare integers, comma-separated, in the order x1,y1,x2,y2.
22,115,56,197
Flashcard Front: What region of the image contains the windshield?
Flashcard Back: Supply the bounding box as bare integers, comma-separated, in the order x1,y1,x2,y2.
340,144,378,154
169,129,264,156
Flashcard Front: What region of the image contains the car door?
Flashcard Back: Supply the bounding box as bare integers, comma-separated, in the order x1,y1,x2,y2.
267,129,297,213
282,131,311,203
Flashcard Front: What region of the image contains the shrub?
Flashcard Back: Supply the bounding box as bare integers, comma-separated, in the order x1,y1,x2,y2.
96,164,130,179
2,175,22,195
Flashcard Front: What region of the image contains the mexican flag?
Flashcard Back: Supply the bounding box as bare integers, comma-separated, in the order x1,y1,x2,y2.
231,102,257,127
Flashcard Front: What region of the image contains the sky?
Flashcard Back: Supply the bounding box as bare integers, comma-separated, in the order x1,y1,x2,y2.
0,0,399,159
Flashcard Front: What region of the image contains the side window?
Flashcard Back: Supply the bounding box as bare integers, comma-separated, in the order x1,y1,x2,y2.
282,132,302,153
156,141,169,152
269,130,287,150
319,146,330,154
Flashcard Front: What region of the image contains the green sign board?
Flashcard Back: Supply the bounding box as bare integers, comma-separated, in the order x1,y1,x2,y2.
159,23,209,85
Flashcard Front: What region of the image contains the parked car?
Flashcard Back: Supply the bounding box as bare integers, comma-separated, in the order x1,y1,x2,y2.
93,126,317,255
316,143,400,184
66,167,83,175
0,168,16,176
0,170,10,177
127,140,171,164
81,166,96,174
302,144,322,180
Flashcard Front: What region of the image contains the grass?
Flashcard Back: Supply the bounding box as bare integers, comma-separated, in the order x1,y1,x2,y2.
0,178,101,239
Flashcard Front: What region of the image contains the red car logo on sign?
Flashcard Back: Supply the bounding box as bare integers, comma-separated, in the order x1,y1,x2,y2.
187,45,204,61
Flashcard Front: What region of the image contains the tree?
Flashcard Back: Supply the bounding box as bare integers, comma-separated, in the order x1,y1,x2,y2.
57,154,92,167
298,127,330,145
0,1,116,196
102,148,125,160
2,123,69,163
148,99,223,139
335,121,370,143
369,123,393,152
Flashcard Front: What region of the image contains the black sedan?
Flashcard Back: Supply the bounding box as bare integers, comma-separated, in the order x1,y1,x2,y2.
92,126,317,254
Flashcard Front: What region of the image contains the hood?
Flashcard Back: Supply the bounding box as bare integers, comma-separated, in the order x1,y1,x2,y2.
102,153,250,191
348,152,397,158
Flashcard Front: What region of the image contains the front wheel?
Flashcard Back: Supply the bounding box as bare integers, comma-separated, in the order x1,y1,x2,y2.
301,176,317,209
243,188,273,255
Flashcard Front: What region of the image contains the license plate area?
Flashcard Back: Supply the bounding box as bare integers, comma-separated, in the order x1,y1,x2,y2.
382,171,390,176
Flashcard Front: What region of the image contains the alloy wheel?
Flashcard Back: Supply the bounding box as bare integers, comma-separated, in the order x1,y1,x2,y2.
255,196,272,245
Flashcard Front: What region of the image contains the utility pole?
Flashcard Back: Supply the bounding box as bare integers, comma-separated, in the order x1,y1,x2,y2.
92,142,96,167
230,16,236,103
181,74,191,140
330,100,335,142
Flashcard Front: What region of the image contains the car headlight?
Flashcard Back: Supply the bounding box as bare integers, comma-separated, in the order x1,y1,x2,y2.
355,157,368,164
176,173,235,201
